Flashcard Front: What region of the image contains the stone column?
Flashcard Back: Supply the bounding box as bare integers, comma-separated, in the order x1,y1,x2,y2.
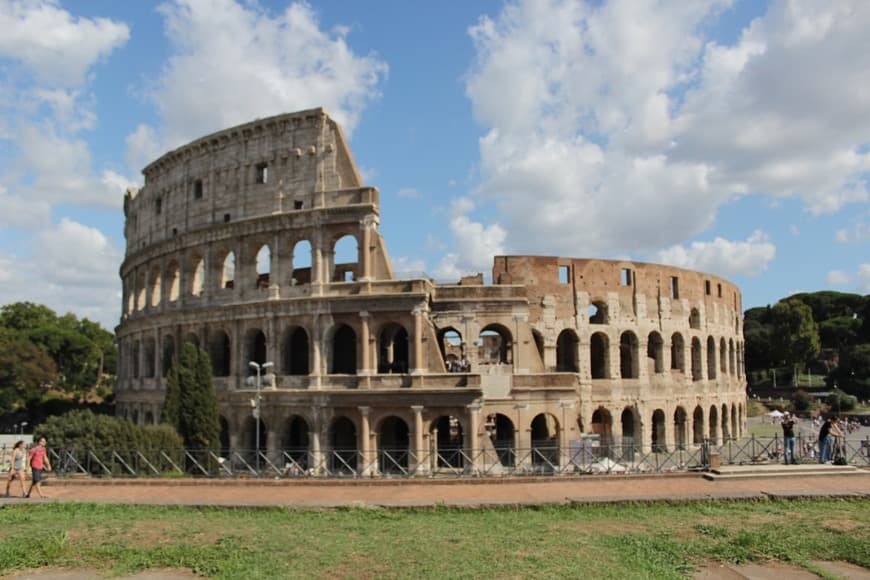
359,406,373,476
411,405,427,475
309,429,322,476
467,403,481,473
359,214,378,281
310,321,322,389
512,313,527,373
411,304,425,374
359,311,372,376
515,404,530,470
559,401,574,471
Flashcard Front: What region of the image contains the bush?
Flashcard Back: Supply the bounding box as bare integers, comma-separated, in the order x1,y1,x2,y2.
39,409,182,452
793,389,812,411
826,389,858,413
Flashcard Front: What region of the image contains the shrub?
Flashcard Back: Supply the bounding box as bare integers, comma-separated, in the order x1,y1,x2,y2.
793,389,812,411
826,389,858,413
39,409,182,452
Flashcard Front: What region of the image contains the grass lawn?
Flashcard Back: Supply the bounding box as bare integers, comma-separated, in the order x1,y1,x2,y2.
0,500,868,578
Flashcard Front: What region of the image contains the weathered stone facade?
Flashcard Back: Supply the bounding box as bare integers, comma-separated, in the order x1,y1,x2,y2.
116,108,746,472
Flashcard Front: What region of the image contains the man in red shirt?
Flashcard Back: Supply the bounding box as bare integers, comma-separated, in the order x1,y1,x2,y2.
26,437,52,498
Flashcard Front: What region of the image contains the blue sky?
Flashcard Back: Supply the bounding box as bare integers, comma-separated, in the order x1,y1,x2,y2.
0,0,868,330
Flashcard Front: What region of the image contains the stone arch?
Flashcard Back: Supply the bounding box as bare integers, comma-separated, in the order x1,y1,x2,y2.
255,244,271,289
330,324,357,374
378,322,409,373
591,407,613,450
132,339,141,378
329,416,358,473
282,326,310,375
221,251,235,289
674,406,688,450
246,328,267,369
149,266,162,308
693,405,705,445
731,403,738,439
707,336,717,380
437,327,464,370
290,239,312,285
647,331,664,374
709,405,719,445
332,234,358,282
590,332,609,379
589,301,608,324
478,324,512,365
282,415,310,469
721,404,730,440
691,337,703,381
143,337,156,378
651,409,666,452
729,339,736,375
619,331,639,379
431,415,464,469
531,413,559,471
556,329,579,372
167,260,180,302
689,308,701,330
719,338,727,374
670,332,685,371
378,415,410,473
209,330,231,377
490,413,515,467
621,407,639,450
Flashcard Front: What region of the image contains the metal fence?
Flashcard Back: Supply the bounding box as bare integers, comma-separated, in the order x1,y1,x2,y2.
1,435,867,479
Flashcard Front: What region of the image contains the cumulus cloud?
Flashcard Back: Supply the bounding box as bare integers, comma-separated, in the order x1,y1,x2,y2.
656,231,776,278
859,264,870,293
432,197,507,280
826,270,851,286
458,0,870,269
137,0,387,155
833,216,870,243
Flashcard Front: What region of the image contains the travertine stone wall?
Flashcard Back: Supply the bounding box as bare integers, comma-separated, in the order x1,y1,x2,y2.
116,110,747,471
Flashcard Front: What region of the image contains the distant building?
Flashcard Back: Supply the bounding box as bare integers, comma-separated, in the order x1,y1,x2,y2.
116,109,747,473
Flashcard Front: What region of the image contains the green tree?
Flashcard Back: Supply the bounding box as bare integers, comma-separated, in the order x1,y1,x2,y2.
0,330,57,411
167,344,220,451
0,302,58,331
770,299,820,370
161,357,181,429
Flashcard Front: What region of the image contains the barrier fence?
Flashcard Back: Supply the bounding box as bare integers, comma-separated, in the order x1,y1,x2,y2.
1,435,868,479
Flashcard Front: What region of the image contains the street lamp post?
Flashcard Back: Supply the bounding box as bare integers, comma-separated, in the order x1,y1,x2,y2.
19,421,27,435
248,361,273,473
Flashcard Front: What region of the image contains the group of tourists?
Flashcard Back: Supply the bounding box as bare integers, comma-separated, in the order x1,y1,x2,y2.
4,437,51,498
779,413,849,465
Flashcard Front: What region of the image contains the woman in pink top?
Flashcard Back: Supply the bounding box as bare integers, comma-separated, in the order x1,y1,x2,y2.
26,437,51,498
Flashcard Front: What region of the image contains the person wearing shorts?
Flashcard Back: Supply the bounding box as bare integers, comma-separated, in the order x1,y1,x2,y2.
5,440,27,497
26,437,51,498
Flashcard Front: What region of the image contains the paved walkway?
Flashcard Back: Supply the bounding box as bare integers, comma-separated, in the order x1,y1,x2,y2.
4,467,868,508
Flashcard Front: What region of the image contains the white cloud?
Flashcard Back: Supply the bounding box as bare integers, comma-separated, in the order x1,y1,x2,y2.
397,187,421,199
833,216,870,243
826,270,851,286
0,219,123,329
137,0,387,155
859,264,870,293
460,0,870,263
0,0,129,86
656,231,776,278
0,185,50,228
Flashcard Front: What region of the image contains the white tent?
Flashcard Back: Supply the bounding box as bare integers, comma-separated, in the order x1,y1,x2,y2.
590,457,627,474
766,410,785,418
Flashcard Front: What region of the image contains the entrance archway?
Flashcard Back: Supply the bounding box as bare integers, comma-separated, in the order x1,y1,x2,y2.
329,417,358,473
490,413,515,467
531,413,559,472
432,416,464,469
378,416,410,473
282,415,310,470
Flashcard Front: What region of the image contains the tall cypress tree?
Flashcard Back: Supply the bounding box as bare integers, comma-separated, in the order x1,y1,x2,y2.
161,356,180,430
176,343,220,451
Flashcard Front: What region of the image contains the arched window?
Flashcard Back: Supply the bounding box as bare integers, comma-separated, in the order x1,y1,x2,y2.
591,407,613,449
167,261,180,302
478,324,512,365
437,328,464,371
693,405,704,445
247,329,267,368
332,235,358,282
378,323,409,373
556,329,579,372
619,331,639,379
673,407,688,450
709,405,719,445
143,337,156,378
149,267,161,308
707,336,717,380
329,416,358,473
729,339,735,375
589,301,608,324
282,327,309,375
647,332,663,374
255,245,270,289
221,251,235,289
671,333,685,371
651,409,666,452
531,413,559,471
378,416,410,473
209,330,231,377
331,325,357,374
691,337,703,381
590,332,609,379
689,308,701,330
290,240,312,285
282,416,310,469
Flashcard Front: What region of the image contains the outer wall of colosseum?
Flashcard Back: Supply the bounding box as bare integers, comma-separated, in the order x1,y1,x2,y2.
116,108,747,473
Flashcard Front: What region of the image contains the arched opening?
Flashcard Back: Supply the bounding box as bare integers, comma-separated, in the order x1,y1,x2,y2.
136,272,146,311
671,333,685,371
647,332,664,374
729,339,736,375
621,407,637,459
707,336,717,380
162,335,176,377
619,331,639,379
691,337,703,381
246,329,267,370
532,329,545,368
143,337,156,378
221,251,235,289
478,324,512,365
490,414,515,467
132,340,141,378
591,407,613,451
282,415,310,470
556,329,579,372
255,244,271,289
689,308,701,330
242,416,267,458
218,416,230,457
432,416,464,469
590,332,609,379
191,257,205,296
721,404,730,440
167,261,180,302
720,338,727,374
378,323,409,373
731,404,738,439
330,325,357,374
282,327,309,375
589,301,608,324
332,234,358,282
651,409,666,453
149,267,161,308
693,405,705,445
290,240,312,285
329,416,358,473
674,407,688,450
209,331,231,377
437,328,465,371
709,405,719,446
531,413,559,471
378,416,410,473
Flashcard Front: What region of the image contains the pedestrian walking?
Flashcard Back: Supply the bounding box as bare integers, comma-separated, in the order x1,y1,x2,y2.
781,412,797,464
5,440,27,497
25,437,51,498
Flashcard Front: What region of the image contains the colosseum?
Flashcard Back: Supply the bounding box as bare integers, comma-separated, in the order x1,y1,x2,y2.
116,108,747,474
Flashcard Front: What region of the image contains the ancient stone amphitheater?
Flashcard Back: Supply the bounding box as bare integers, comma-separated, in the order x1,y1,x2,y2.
116,108,746,474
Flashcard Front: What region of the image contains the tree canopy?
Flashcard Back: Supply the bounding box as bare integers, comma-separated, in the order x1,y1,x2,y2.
162,343,220,451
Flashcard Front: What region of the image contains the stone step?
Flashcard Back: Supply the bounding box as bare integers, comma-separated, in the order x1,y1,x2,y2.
704,464,866,480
